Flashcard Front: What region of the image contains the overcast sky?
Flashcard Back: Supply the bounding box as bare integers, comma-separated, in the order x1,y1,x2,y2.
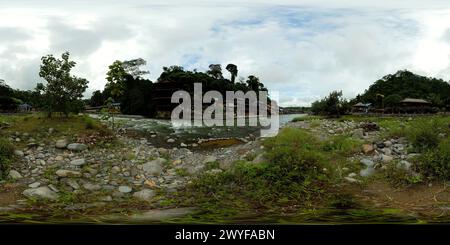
1,0,450,106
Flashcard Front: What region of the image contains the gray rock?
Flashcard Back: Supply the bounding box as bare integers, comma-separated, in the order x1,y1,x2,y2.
384,140,392,147
118,186,132,193
166,138,175,143
70,158,86,166
66,179,80,190
344,177,360,183
22,186,58,200
203,156,217,164
14,150,24,157
360,158,374,167
132,189,155,200
55,139,68,149
56,169,81,178
67,143,88,151
360,167,375,177
352,128,365,138
397,160,412,171
381,154,393,163
8,170,22,180
142,158,166,175
381,148,392,155
28,182,41,188
83,183,101,191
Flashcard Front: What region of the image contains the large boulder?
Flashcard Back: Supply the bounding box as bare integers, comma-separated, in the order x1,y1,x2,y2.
67,143,88,151
22,186,58,200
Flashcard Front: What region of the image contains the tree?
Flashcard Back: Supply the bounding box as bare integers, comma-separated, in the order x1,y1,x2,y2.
106,58,149,100
37,52,88,117
311,91,347,117
246,75,267,92
207,64,223,79
105,60,127,100
90,90,104,107
122,58,150,78
0,79,13,97
225,64,238,83
384,94,402,108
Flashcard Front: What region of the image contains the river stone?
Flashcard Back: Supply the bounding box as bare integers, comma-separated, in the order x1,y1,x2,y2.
344,177,359,183
14,150,24,157
397,160,411,171
203,156,217,164
22,186,58,200
8,170,22,179
361,144,374,154
166,138,175,143
133,189,156,201
66,179,80,190
118,186,132,193
28,182,41,188
70,158,86,166
83,183,101,191
67,143,88,151
55,139,68,149
56,169,81,178
381,154,393,163
360,158,374,167
142,158,166,175
352,128,364,138
360,167,375,177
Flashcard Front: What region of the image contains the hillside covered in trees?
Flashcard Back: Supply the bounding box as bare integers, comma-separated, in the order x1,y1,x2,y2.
311,70,450,116
354,70,450,108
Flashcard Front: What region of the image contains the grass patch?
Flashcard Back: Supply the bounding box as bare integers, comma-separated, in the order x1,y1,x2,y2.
0,137,14,179
0,113,114,148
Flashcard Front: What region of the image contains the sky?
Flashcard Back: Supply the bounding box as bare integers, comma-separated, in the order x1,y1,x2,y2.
1,0,450,106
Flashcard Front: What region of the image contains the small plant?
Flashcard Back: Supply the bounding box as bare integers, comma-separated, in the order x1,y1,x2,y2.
175,168,189,177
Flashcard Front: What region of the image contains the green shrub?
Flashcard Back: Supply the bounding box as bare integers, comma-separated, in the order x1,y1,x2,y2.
0,138,14,179
408,121,439,152
413,137,450,180
188,128,331,208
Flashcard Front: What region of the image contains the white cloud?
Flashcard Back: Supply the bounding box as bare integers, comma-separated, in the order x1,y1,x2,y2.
1,1,450,106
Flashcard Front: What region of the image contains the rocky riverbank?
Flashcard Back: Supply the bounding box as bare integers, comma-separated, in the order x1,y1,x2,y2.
0,114,448,223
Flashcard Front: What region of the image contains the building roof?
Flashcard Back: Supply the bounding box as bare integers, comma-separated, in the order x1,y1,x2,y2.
400,98,431,104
